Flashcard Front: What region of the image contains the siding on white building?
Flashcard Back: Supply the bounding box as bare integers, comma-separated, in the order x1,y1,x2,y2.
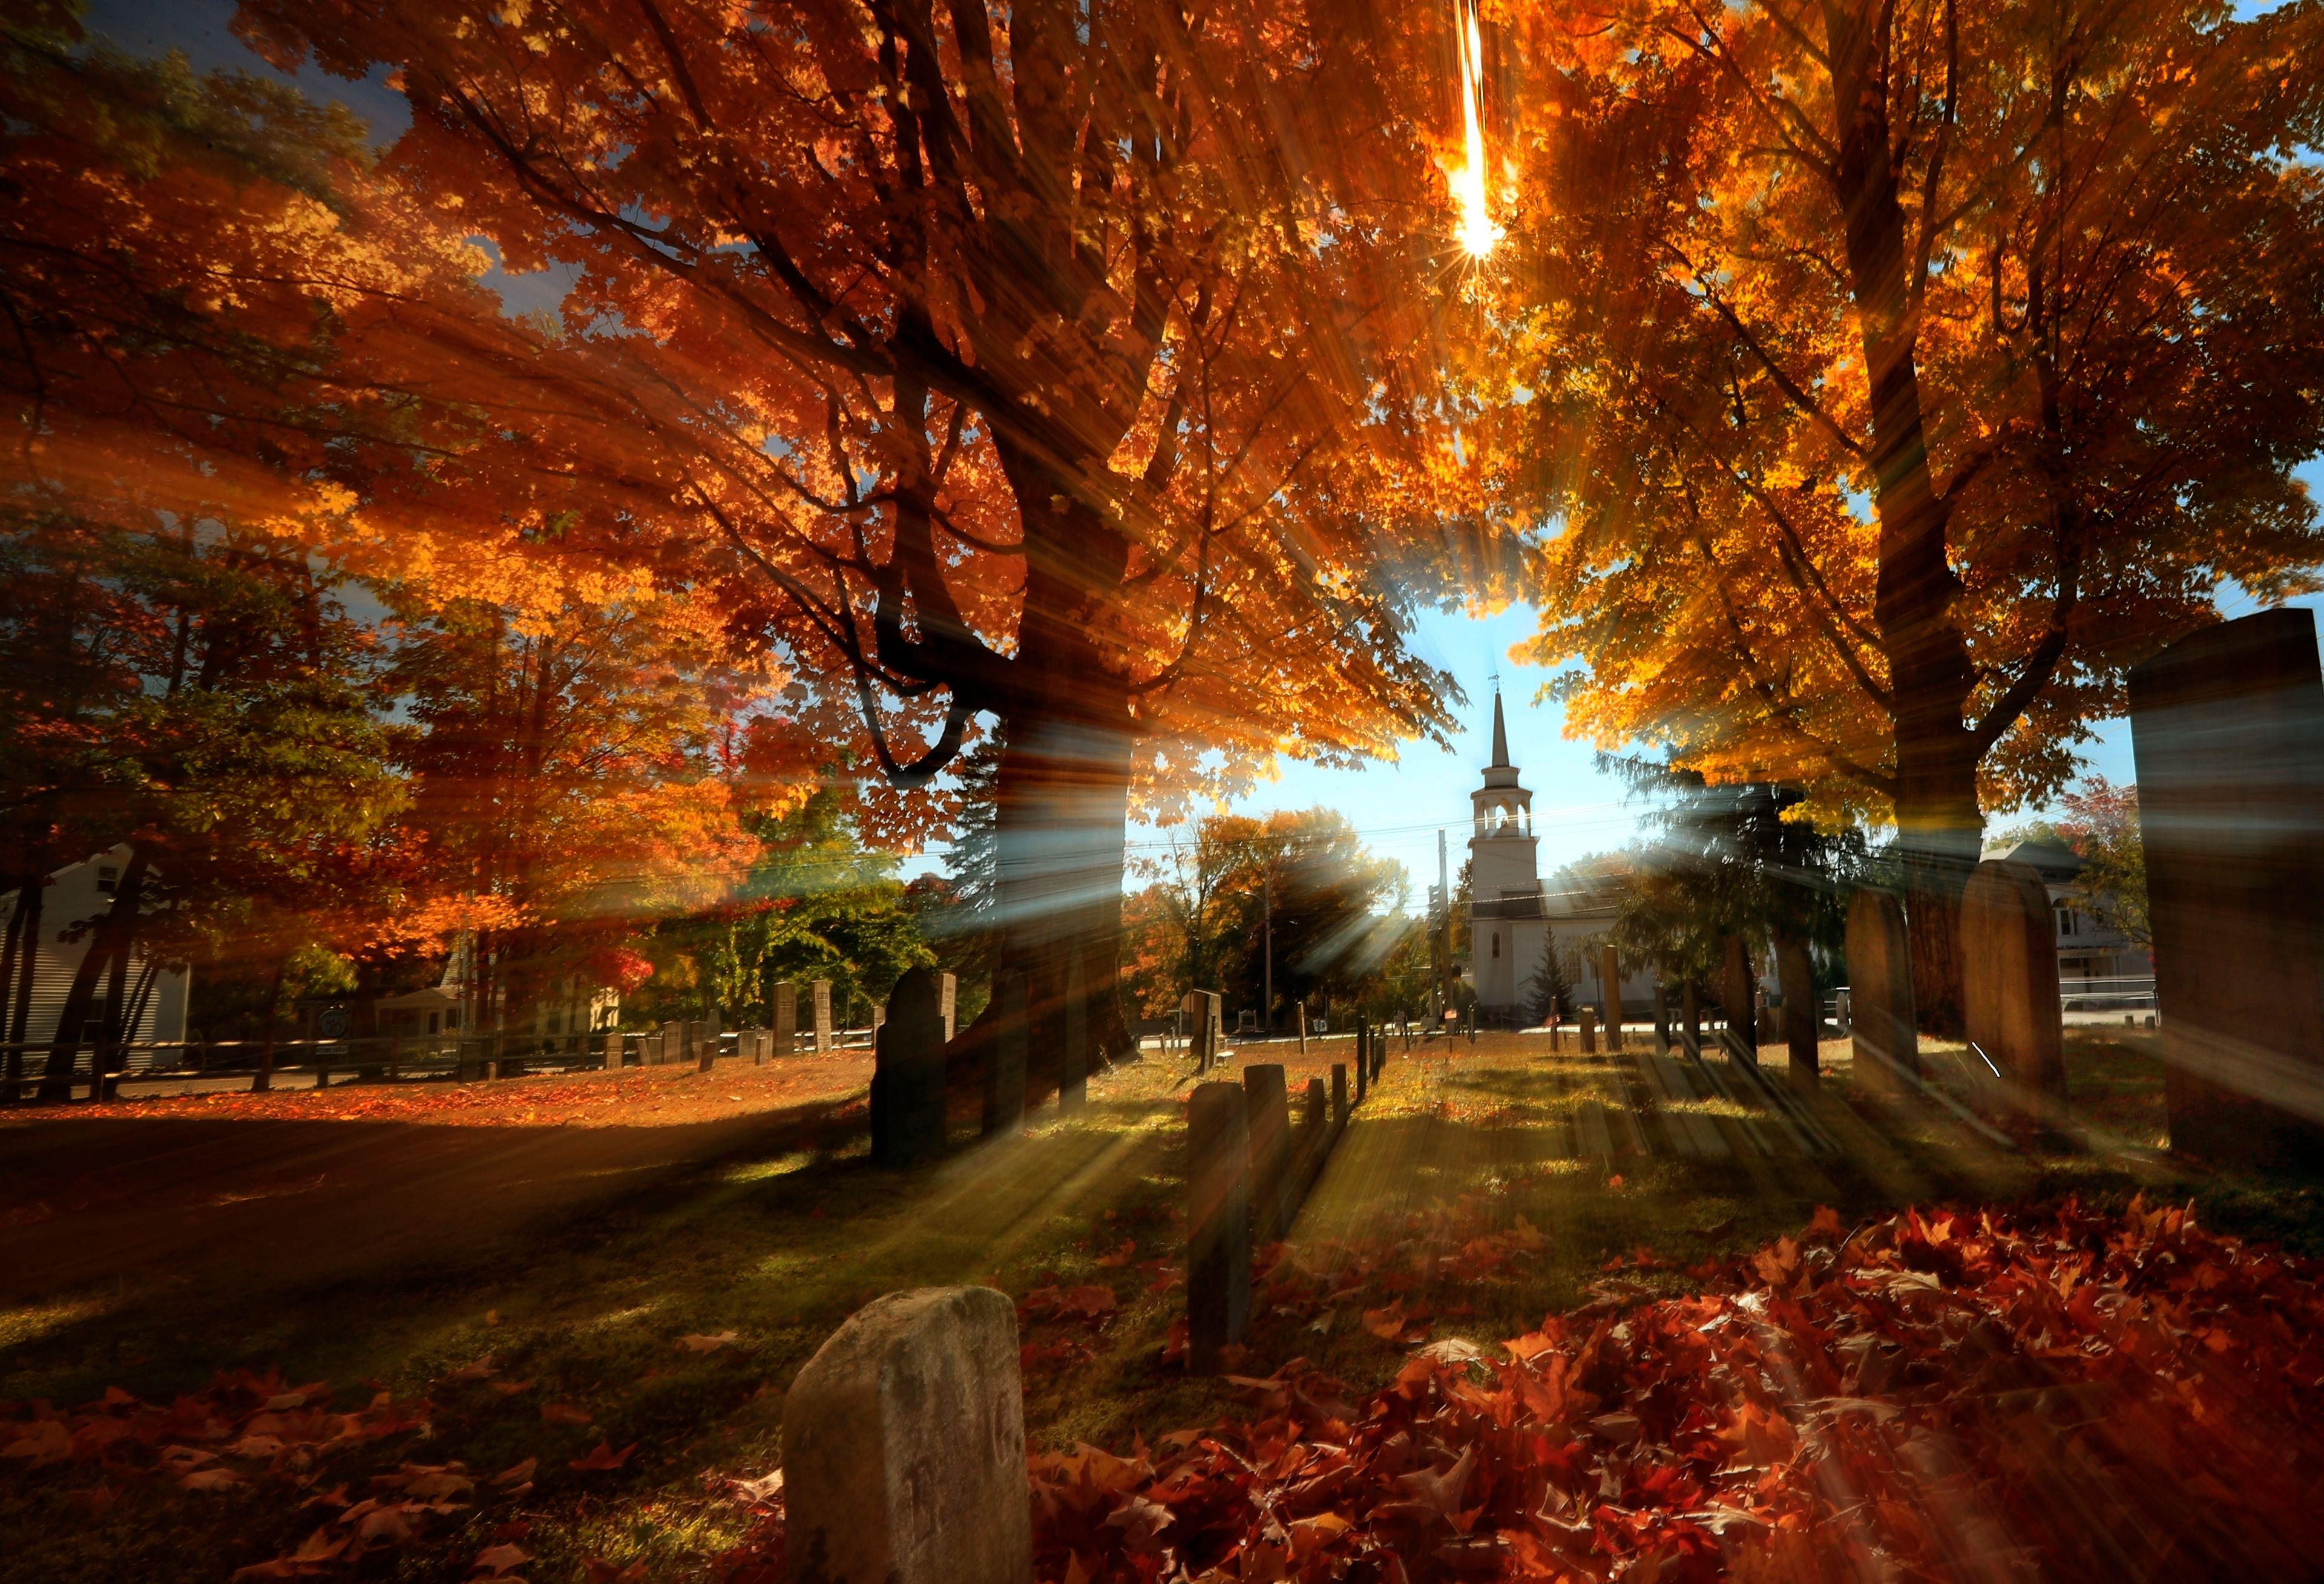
0,847,189,1048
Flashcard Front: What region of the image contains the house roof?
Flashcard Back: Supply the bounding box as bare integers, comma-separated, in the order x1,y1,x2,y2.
1987,838,2085,881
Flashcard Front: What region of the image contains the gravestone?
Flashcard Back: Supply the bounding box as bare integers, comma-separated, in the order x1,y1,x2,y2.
982,970,1028,1136
1242,1065,1293,1244
1598,945,1624,1052
1720,936,1757,1062
871,968,947,1168
2130,608,2324,1162
1331,1062,1348,1126
1060,958,1088,1111
660,1020,683,1067
697,1007,721,1074
1578,1008,1598,1055
1846,890,1918,1090
1960,859,2066,1116
812,979,833,1054
782,1286,1029,1584
772,981,796,1057
1776,932,1818,1085
1186,1082,1250,1373
937,971,957,1042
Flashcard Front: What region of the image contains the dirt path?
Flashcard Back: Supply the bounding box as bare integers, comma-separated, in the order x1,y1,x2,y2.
0,1058,872,1304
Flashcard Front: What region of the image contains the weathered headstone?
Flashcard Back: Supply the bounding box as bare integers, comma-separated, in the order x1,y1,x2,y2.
772,981,796,1057
1720,936,1757,1062
1060,957,1088,1111
1578,1008,1598,1055
871,968,947,1168
812,979,833,1055
1242,1064,1293,1244
1845,890,1918,1090
1961,859,2066,1117
2131,608,2324,1162
697,1007,721,1074
782,1286,1029,1584
1186,1082,1251,1373
1331,1062,1348,1126
982,970,1027,1137
1776,932,1818,1085
937,971,957,1042
661,1020,683,1067
1598,945,1624,1052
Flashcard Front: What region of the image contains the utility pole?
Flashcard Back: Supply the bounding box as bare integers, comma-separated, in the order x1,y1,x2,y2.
1434,827,1451,1029
1262,871,1273,1038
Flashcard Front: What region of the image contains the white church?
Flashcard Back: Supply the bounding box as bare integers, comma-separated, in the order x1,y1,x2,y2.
1465,689,1661,1026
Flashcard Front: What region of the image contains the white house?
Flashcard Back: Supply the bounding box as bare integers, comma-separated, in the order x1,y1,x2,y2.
1983,838,2149,994
0,846,189,1048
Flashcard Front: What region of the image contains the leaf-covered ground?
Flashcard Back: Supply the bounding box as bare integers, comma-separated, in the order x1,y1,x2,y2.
4,1031,2321,1582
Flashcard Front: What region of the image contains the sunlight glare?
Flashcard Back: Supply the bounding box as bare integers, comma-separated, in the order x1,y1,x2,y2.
1451,0,1500,259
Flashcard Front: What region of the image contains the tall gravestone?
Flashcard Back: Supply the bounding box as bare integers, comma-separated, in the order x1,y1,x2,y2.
2130,608,2324,1162
1720,936,1757,1062
1846,890,1918,1090
1598,945,1624,1052
871,968,947,1168
811,980,833,1054
771,981,796,1057
982,970,1028,1137
782,1286,1029,1584
1242,1064,1293,1244
1186,1082,1250,1373
1776,932,1818,1084
1060,957,1088,1111
1960,859,2066,1116
697,1006,721,1074
937,971,957,1042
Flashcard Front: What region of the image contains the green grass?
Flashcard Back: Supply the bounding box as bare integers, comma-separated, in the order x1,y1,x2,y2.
4,1030,2322,1583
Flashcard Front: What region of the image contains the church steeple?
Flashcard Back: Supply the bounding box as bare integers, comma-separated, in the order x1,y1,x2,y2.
1489,685,1511,769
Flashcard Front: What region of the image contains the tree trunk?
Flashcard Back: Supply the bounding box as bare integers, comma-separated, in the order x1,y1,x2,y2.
37,849,149,1103
945,450,1137,1097
0,879,30,1102
1828,20,1981,1036
89,921,135,1102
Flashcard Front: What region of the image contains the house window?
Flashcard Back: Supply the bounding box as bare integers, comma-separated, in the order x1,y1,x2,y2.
2056,901,2080,939
96,866,118,895
1492,932,1500,959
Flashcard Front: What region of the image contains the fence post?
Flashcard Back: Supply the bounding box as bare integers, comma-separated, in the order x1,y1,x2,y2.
783,1287,1029,1584
1242,1064,1292,1245
1578,1008,1598,1055
982,970,1027,1137
1332,1062,1348,1126
1186,1082,1251,1373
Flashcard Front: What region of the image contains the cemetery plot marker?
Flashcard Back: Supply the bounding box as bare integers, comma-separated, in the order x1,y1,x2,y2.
871,968,946,1168
1846,890,1918,1090
2131,608,2324,1163
1960,859,2067,1118
782,1286,1030,1584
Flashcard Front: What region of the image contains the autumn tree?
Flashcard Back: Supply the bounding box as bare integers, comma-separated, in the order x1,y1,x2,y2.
233,0,1483,1080
1488,0,2324,1025
386,581,770,1047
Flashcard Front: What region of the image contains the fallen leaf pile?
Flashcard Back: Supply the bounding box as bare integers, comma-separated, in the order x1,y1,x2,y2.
0,1053,875,1131
1017,1197,2324,1582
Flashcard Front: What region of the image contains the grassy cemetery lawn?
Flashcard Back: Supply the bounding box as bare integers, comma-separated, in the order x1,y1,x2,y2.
4,1031,2322,1582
